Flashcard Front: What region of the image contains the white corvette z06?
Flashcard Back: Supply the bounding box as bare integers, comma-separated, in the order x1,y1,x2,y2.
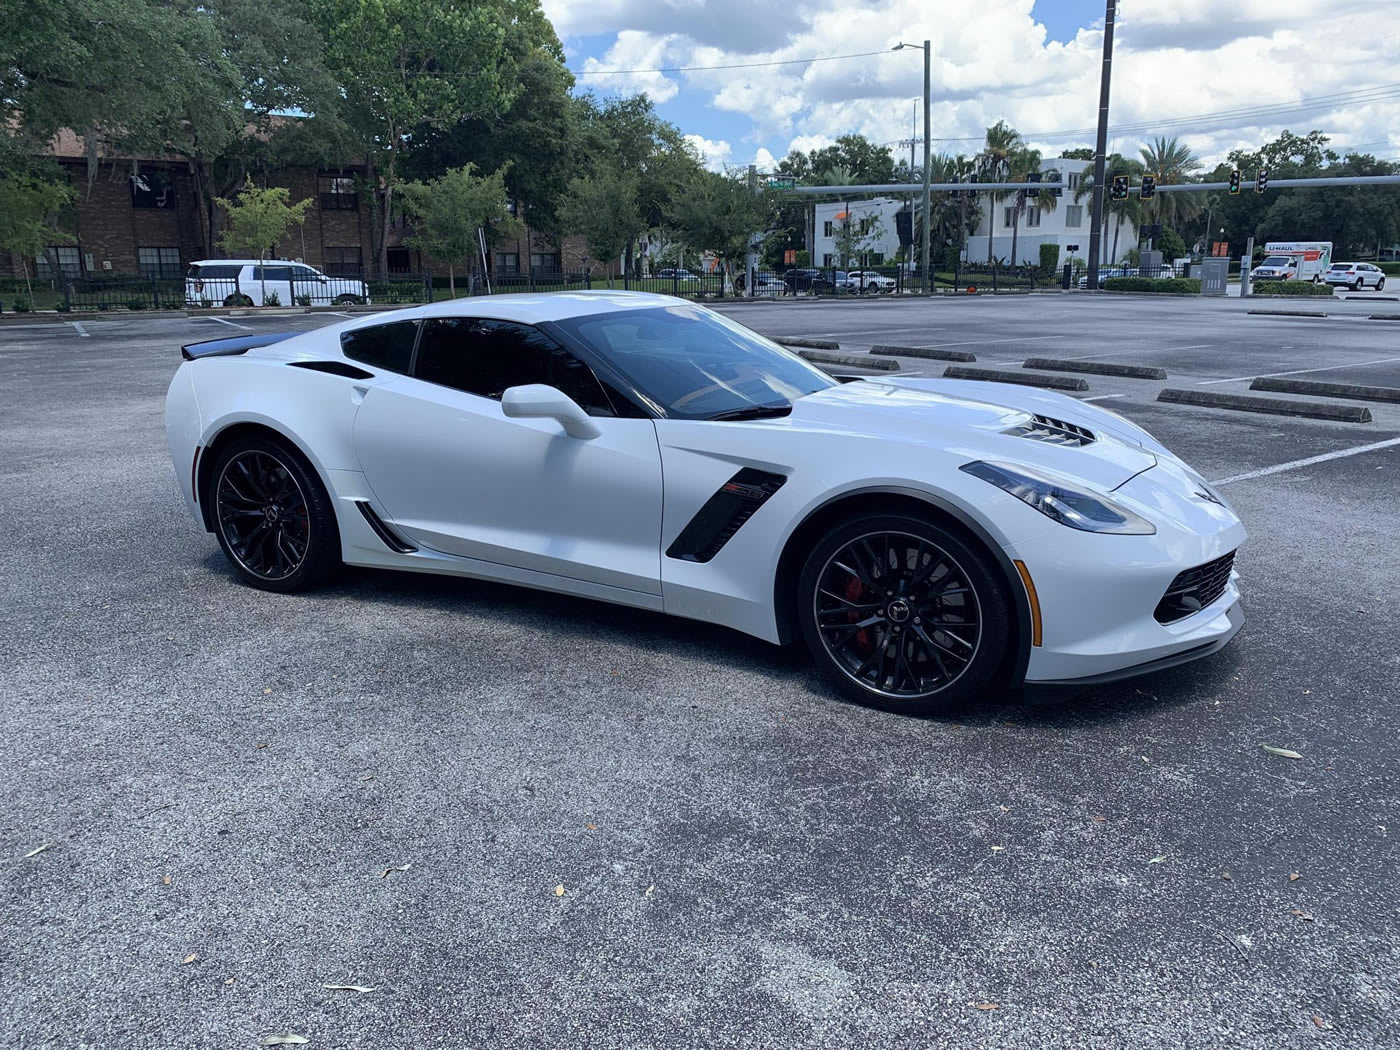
165,292,1244,713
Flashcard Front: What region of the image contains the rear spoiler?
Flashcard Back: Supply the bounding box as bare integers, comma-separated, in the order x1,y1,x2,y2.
180,332,301,361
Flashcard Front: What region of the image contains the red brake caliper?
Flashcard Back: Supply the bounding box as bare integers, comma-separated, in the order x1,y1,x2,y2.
845,574,872,652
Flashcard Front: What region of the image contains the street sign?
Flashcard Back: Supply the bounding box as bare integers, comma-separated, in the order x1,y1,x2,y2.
767,176,796,189
783,249,796,264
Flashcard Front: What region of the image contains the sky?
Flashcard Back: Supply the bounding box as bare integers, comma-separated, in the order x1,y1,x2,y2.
540,0,1400,174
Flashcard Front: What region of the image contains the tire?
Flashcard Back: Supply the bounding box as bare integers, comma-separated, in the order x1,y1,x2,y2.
1353,279,1363,291
1379,278,1386,291
334,294,364,306
223,294,253,307
797,512,1012,715
208,435,340,593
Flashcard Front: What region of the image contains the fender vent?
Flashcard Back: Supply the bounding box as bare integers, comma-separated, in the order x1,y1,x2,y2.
1007,413,1095,446
355,500,416,553
666,469,786,563
289,361,376,380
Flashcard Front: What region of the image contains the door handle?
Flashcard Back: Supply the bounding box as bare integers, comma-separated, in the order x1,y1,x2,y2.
351,384,369,405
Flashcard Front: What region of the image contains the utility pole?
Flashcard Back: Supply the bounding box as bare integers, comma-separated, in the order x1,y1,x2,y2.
746,164,758,297
1085,0,1116,289
921,39,932,295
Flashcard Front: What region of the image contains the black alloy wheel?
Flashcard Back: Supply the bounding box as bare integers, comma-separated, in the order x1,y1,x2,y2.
798,514,1011,714
210,437,339,592
334,294,363,306
223,293,254,307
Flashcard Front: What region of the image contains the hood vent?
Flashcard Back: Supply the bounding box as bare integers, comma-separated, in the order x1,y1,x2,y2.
1007,414,1096,447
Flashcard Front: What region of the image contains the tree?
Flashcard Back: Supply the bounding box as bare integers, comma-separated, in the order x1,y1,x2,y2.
0,171,74,309
308,0,533,276
1005,148,1058,268
1075,153,1145,263
1060,147,1096,161
668,169,776,288
215,177,313,302
560,169,642,286
979,121,1025,262
1139,136,1203,227
832,210,885,269
398,165,520,296
1156,225,1187,262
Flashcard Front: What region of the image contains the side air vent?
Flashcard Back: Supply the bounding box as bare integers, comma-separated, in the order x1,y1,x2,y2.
666,468,787,563
354,500,417,553
1006,413,1096,446
289,361,376,380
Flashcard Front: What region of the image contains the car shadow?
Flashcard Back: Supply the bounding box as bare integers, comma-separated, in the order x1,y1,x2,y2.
200,553,1238,728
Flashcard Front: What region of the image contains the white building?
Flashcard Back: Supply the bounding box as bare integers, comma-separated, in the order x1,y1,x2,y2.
810,161,1136,271
963,159,1135,267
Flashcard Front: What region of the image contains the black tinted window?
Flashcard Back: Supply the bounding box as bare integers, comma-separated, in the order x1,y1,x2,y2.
340,321,418,374
414,318,613,415
254,266,293,282
189,264,240,279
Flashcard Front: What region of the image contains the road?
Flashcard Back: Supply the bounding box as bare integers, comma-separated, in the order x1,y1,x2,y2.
1,294,1397,1049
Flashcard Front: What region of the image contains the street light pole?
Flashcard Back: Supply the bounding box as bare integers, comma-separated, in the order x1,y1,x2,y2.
1086,0,1116,289
921,39,932,295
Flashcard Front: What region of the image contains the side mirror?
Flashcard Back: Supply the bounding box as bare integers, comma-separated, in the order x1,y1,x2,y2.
501,384,601,439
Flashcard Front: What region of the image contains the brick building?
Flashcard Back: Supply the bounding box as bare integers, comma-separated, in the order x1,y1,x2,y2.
1,131,598,282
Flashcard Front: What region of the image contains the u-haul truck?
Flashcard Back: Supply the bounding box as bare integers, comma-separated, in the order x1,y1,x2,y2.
1250,242,1333,283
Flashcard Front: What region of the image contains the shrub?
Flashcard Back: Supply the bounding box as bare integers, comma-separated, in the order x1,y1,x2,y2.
294,293,312,306
262,290,281,306
795,250,811,267
1102,277,1202,293
1038,242,1060,274
1378,262,1400,276
126,299,148,310
1251,280,1334,297
13,299,31,313
199,298,212,308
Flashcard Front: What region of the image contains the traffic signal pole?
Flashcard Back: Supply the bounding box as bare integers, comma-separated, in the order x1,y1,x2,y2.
921,39,932,296
1085,0,1116,290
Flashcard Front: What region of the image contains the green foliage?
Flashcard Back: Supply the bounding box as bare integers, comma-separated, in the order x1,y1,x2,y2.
262,291,281,306
1156,226,1187,261
560,169,642,281
1251,281,1334,296
778,135,895,185
399,164,520,278
1038,243,1060,273
216,177,313,259
0,172,73,259
795,250,811,267
1102,277,1202,293
126,299,147,311
1379,263,1400,276
668,170,776,269
1060,148,1096,161
12,300,32,313
1139,136,1203,226
295,293,312,306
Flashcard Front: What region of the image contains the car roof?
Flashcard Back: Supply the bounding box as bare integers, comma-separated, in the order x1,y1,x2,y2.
415,290,687,324
189,259,315,267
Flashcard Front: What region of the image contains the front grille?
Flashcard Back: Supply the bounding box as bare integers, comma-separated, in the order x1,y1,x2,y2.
1007,413,1096,447
1155,550,1236,624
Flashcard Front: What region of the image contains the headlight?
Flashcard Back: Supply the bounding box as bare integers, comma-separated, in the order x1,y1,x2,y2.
960,460,1156,535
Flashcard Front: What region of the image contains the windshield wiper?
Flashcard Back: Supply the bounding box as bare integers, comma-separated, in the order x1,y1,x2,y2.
704,403,793,422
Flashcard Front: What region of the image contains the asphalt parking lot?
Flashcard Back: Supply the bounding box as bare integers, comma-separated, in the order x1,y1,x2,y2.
2,294,1397,1049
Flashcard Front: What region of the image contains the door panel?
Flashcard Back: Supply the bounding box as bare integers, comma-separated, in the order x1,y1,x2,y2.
352,377,663,594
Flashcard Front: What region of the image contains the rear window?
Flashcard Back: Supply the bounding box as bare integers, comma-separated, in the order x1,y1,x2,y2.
341,321,419,374
188,264,241,279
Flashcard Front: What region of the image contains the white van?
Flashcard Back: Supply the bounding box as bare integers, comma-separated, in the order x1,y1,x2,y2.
1250,242,1332,283
186,260,371,307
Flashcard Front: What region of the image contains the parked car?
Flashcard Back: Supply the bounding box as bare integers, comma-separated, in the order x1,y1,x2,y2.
1321,262,1386,291
655,268,700,283
848,270,896,292
783,268,834,293
734,272,787,295
187,260,370,307
1077,266,1135,289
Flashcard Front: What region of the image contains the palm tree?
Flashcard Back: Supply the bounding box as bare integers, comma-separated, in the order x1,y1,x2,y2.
1005,148,1059,267
1075,154,1145,263
979,121,1024,263
1139,136,1203,228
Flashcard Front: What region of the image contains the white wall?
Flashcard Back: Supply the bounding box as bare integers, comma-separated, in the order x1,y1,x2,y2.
813,197,904,267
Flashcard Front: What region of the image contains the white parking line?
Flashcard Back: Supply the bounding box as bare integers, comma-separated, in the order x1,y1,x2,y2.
68,321,89,338
206,316,253,331
920,334,1069,349
1080,393,1127,402
1197,355,1400,385
1065,343,1211,361
1212,437,1400,486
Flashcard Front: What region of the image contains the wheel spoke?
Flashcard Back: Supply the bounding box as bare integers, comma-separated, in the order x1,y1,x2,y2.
218,450,309,581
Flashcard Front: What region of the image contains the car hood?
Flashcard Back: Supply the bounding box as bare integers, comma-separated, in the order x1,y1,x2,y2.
789,377,1160,490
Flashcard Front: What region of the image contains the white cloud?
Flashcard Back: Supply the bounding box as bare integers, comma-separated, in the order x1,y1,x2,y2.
753,147,778,171
556,0,1400,170
684,134,733,170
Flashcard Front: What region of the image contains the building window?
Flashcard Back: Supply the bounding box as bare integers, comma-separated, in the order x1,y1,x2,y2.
1003,207,1016,228
34,246,83,278
495,252,520,275
1065,205,1083,228
386,247,411,274
822,254,834,267
859,216,875,235
870,252,884,265
1025,210,1042,228
130,172,174,209
823,221,834,237
138,246,181,278
324,246,363,276
318,174,357,211
1068,173,1082,190
530,252,561,274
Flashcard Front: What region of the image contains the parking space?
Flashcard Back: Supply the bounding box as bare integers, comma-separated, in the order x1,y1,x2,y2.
2,296,1397,1049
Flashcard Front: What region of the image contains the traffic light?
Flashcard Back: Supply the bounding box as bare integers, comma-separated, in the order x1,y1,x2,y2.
1256,168,1269,194
1111,174,1128,200
965,172,978,198
1140,174,1156,200
1026,172,1041,197
1045,170,1062,198
1228,169,1242,195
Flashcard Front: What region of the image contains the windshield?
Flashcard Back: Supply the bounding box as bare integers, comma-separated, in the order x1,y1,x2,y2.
1261,256,1293,267
554,303,836,420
